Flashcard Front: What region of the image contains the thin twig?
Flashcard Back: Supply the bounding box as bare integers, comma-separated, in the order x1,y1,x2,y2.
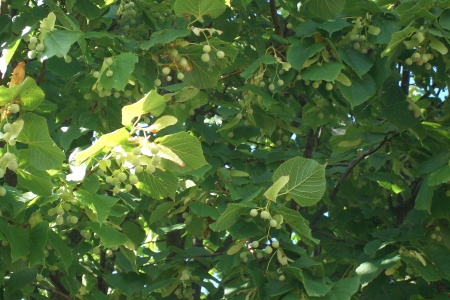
218,71,241,81
311,133,393,228
30,283,73,300
313,229,346,242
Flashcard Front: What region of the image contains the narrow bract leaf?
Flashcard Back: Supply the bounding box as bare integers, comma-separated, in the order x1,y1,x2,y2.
212,204,251,231
428,35,448,54
229,170,249,177
76,128,129,165
227,240,245,255
336,72,352,86
156,144,185,167
264,175,289,202
217,117,240,132
122,90,166,126
146,116,178,133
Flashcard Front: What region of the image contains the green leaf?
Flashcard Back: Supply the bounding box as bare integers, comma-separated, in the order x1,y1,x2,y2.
414,176,435,213
176,86,200,102
313,277,360,300
381,26,416,60
0,219,30,262
211,203,249,232
105,272,147,297
308,0,346,20
275,206,320,245
250,107,277,136
75,190,118,223
301,62,344,82
5,268,37,296
356,253,400,287
401,254,441,283
76,128,129,165
16,113,65,170
240,55,278,80
149,201,176,224
424,244,450,280
75,0,108,20
99,52,138,90
156,131,209,173
369,15,400,45
189,201,220,220
379,81,418,131
140,29,190,50
122,90,166,126
440,9,450,31
89,222,130,249
118,246,138,273
136,169,178,199
39,30,81,60
273,157,326,207
301,269,331,296
17,150,53,197
317,19,352,37
287,38,324,71
28,221,48,266
302,102,337,129
428,166,450,186
122,221,146,246
44,0,80,30
336,73,377,108
0,77,45,110
338,47,373,78
48,230,73,272
174,0,226,19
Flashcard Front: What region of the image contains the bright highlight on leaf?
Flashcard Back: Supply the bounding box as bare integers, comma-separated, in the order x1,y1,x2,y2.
264,175,289,202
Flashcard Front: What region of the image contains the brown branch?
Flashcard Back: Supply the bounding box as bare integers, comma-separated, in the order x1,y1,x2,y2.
218,71,241,81
35,61,46,85
303,129,315,159
313,229,346,242
269,0,283,36
30,283,73,300
311,133,394,228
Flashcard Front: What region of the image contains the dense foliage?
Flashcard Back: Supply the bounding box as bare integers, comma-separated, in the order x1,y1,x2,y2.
0,0,450,299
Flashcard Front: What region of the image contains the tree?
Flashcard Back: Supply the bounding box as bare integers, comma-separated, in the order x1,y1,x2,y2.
0,0,449,298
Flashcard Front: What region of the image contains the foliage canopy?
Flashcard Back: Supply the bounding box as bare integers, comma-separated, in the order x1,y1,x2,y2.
0,0,450,299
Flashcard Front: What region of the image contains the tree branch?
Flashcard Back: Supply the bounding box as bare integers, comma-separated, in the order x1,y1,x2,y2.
30,283,73,300
35,61,47,85
269,0,283,37
311,133,393,228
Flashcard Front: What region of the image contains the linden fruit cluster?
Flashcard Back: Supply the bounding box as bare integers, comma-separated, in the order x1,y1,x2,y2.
95,142,162,195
